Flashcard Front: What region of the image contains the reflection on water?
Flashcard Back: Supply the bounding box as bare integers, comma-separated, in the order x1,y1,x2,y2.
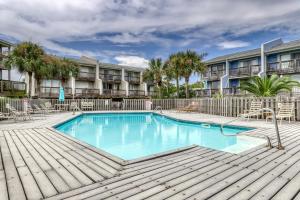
56,113,252,160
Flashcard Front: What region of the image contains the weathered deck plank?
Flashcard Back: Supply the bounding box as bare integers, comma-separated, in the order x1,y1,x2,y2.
8,130,59,197
0,127,123,200
1,113,300,200
0,133,26,200
20,129,92,187
29,129,105,182
17,166,43,200
0,171,9,200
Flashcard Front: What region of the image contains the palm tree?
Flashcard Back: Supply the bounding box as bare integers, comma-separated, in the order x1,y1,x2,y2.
34,55,55,96
240,74,300,97
143,58,165,98
56,58,79,88
3,42,45,97
179,50,206,98
165,53,182,97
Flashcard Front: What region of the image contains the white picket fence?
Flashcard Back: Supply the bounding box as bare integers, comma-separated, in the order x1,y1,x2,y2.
1,97,300,120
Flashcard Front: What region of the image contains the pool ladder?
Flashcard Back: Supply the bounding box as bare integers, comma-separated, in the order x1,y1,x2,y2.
219,108,284,150
154,106,163,114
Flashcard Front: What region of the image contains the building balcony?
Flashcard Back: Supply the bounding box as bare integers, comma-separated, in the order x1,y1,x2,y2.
229,65,260,78
0,53,6,60
75,88,99,98
195,89,220,97
146,80,155,86
76,72,96,81
37,87,72,98
125,76,140,84
102,89,126,97
148,91,158,97
267,59,300,75
0,80,26,94
222,88,247,96
128,90,145,97
203,71,225,81
100,74,122,82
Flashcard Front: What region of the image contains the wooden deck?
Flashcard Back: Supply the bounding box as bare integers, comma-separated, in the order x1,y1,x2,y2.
1,113,300,199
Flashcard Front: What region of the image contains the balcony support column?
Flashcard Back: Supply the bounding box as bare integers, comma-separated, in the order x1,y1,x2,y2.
95,62,99,80
97,79,103,95
142,83,148,96
123,81,129,96
260,43,266,77
260,38,283,77
140,71,143,84
121,68,129,96
71,77,75,97
220,60,229,94
121,68,125,81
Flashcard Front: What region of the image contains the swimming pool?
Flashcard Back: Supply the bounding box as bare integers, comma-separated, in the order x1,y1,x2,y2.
55,113,266,160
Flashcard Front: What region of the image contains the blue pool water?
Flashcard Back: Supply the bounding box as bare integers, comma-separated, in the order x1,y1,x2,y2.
55,113,265,160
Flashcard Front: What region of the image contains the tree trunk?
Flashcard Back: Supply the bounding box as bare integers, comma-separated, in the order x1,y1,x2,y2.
36,79,41,97
166,83,169,97
185,77,189,98
61,79,66,89
157,83,162,99
28,72,32,98
176,76,180,98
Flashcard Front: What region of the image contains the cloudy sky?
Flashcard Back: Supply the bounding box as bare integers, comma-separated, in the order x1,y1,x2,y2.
1,0,300,81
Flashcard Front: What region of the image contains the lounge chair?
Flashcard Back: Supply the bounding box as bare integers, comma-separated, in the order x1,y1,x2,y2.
43,102,60,113
0,112,13,120
44,102,61,112
177,102,199,112
33,104,49,114
40,104,59,113
81,102,94,110
27,104,45,117
266,102,295,124
240,100,262,120
6,104,32,121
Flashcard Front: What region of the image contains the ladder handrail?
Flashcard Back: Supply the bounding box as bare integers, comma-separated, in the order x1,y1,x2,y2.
219,108,284,150
70,102,83,115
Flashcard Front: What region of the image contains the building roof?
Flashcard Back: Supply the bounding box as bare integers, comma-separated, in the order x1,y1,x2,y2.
205,48,261,64
0,39,14,48
76,56,97,66
66,56,146,71
206,39,300,65
70,56,97,67
266,39,300,54
99,62,145,72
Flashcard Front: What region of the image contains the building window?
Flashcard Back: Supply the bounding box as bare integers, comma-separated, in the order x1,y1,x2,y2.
280,54,291,69
41,80,61,88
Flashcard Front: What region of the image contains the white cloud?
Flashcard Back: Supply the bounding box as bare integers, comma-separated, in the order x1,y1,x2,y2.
115,56,149,68
1,0,300,57
217,40,250,49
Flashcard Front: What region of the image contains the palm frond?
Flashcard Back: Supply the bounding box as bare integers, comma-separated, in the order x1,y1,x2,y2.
240,74,300,97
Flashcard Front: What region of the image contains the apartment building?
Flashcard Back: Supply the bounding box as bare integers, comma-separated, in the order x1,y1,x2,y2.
0,38,154,98
197,38,300,97
0,39,26,96
99,62,148,98
33,56,153,99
